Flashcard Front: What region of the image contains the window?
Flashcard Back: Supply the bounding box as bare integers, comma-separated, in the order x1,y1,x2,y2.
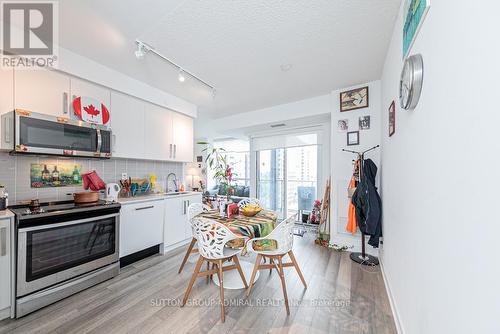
207,139,250,189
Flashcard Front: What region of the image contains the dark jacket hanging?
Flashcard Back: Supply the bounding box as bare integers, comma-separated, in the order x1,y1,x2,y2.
351,158,382,247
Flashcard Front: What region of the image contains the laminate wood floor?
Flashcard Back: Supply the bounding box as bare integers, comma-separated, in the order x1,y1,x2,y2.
0,232,397,334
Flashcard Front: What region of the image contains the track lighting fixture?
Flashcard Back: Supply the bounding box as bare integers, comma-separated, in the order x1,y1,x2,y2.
178,70,186,83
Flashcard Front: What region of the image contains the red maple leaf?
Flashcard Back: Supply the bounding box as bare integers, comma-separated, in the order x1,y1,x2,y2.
83,104,100,116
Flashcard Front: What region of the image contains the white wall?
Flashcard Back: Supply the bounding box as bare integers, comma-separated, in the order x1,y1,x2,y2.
380,1,500,334
330,80,381,252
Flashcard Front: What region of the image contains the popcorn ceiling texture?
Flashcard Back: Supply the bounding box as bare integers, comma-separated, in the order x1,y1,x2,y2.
0,152,184,204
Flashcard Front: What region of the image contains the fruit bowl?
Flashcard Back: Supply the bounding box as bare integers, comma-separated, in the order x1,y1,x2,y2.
240,205,262,217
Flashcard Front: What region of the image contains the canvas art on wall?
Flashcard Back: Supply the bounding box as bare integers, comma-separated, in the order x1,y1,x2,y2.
340,86,369,112
389,101,396,137
347,131,360,146
359,116,370,130
31,163,82,188
402,0,430,58
337,119,348,132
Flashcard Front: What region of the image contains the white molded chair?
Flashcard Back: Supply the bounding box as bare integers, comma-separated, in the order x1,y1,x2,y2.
237,197,261,209
245,215,307,315
178,203,211,274
181,217,248,323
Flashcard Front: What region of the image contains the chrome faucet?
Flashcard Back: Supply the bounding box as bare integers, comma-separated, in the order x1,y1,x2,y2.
166,173,178,193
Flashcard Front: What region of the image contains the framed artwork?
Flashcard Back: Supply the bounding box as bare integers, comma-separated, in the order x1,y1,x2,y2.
347,131,359,146
337,119,348,132
196,155,203,163
30,163,82,188
389,101,396,137
340,86,369,112
359,116,370,130
402,0,430,58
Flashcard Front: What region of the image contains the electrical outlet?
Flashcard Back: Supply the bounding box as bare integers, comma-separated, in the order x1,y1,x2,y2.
121,173,128,180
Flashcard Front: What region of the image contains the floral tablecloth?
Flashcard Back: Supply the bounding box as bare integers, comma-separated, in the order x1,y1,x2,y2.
197,209,278,251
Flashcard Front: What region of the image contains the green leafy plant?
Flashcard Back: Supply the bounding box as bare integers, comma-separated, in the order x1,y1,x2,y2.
197,141,235,197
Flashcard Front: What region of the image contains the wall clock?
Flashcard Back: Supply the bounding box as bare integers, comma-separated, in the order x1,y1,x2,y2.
399,54,424,110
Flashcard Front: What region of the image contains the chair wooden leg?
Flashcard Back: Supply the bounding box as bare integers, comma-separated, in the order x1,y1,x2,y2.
233,255,248,288
269,258,275,275
246,254,262,296
277,256,290,315
181,256,204,307
217,259,225,323
288,250,307,289
178,238,196,274
206,261,210,284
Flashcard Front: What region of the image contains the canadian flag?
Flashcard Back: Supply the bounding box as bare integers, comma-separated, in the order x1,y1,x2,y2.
72,96,110,125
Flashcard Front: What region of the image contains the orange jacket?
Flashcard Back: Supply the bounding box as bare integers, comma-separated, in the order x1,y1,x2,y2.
346,177,357,234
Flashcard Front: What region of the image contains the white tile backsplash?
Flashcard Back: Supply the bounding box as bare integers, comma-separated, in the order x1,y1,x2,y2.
0,152,184,204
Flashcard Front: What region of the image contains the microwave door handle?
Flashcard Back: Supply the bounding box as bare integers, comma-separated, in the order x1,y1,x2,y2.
96,129,102,153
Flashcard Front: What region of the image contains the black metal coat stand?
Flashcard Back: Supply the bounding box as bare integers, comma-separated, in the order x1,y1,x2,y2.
342,145,380,266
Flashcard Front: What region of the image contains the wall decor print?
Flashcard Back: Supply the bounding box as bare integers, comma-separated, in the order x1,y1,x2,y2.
72,96,110,125
389,101,396,137
340,86,369,112
337,119,349,132
402,0,430,58
347,131,360,146
359,116,371,130
31,163,82,188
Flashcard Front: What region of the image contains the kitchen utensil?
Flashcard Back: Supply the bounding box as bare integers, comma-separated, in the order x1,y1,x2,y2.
29,199,40,212
240,205,262,217
105,183,120,202
73,191,99,203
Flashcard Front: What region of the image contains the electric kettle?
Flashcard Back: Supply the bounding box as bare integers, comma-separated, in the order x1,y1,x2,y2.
105,183,121,202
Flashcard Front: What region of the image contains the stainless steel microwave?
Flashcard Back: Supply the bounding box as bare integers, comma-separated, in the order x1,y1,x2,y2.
1,109,112,158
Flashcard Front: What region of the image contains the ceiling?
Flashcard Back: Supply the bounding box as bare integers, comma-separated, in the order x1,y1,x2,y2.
58,0,400,118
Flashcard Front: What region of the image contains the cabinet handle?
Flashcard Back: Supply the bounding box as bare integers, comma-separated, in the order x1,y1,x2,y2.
0,227,6,256
112,134,116,152
174,144,177,159
135,205,154,211
183,200,187,215
169,144,173,159
63,92,69,114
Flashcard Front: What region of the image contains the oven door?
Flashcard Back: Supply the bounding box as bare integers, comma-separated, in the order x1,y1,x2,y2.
15,111,112,158
17,213,119,297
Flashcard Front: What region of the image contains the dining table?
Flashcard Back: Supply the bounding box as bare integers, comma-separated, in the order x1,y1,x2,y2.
196,208,280,289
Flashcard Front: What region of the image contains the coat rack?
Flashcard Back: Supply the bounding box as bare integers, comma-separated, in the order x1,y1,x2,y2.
342,145,380,266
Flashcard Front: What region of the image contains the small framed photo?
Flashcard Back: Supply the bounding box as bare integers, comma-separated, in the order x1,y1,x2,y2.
359,115,370,130
196,155,203,163
388,101,395,137
337,119,348,132
347,131,359,146
340,86,369,112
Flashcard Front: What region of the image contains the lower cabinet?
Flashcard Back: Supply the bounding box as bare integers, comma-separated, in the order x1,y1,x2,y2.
164,194,202,250
119,200,165,258
0,217,12,319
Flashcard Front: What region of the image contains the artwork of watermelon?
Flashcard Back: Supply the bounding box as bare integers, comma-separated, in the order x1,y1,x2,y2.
72,96,110,125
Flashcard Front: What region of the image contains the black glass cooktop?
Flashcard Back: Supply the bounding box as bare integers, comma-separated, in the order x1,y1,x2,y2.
10,200,121,219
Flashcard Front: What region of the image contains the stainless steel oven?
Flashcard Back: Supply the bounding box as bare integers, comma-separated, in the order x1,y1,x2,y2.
1,109,112,158
11,201,121,317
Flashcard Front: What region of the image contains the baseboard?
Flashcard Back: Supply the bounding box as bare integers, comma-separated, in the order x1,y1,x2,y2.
329,234,379,257
0,306,10,320
162,238,192,255
379,255,404,334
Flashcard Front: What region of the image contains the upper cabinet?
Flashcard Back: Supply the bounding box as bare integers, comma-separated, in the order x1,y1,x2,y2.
0,69,13,116
144,102,173,160
110,92,145,159
172,112,194,162
70,78,111,125
14,69,70,116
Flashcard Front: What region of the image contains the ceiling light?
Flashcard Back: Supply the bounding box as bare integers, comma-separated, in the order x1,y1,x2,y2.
135,42,146,59
271,123,286,128
280,64,293,72
178,70,186,82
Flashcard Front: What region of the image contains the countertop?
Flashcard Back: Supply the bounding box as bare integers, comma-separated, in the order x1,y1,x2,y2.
117,191,202,205
0,209,15,219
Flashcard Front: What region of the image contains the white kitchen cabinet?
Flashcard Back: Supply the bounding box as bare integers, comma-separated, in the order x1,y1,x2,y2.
143,102,173,160
171,112,194,162
70,78,111,125
164,193,202,249
0,218,11,318
0,69,13,116
14,68,70,116
119,200,165,258
110,92,145,159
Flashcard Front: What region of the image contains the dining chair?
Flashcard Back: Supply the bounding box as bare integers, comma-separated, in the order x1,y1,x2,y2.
178,203,211,274
237,197,261,209
181,217,249,322
245,215,307,315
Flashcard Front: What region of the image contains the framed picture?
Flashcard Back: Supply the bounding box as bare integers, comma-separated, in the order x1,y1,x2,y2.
340,86,369,112
196,155,203,163
359,116,370,130
337,119,348,132
347,131,359,146
402,0,430,58
389,101,395,137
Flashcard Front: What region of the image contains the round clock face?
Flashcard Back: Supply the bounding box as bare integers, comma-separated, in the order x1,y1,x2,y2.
399,54,424,110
